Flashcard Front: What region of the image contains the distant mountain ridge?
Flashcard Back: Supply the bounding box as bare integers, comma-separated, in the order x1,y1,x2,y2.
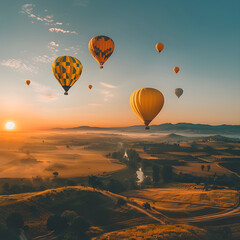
52,123,240,135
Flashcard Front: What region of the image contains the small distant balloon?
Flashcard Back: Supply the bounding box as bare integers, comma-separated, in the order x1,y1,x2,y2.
175,88,183,98
88,85,92,90
129,88,164,130
155,43,164,53
173,67,180,74
26,80,31,85
88,35,114,69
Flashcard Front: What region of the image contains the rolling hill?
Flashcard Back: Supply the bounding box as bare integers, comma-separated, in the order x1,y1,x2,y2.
53,123,240,136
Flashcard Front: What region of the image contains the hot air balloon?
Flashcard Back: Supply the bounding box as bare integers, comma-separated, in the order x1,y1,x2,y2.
52,56,83,95
173,67,180,74
175,88,183,98
155,43,164,53
129,88,164,130
88,85,92,90
26,80,31,85
88,35,114,69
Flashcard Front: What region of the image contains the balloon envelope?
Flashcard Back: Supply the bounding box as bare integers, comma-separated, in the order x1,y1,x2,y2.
175,88,183,98
129,88,164,128
173,67,180,74
88,35,114,69
88,85,92,90
26,80,30,85
52,56,83,95
155,43,164,53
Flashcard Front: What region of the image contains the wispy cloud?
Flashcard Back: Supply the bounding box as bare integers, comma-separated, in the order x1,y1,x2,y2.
1,59,37,73
49,28,77,34
33,55,55,63
21,4,54,24
101,90,114,102
31,81,59,102
21,4,77,33
100,82,117,89
49,41,59,47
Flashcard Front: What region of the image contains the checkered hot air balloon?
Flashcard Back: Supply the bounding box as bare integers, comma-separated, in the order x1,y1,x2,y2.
52,56,83,95
88,35,114,69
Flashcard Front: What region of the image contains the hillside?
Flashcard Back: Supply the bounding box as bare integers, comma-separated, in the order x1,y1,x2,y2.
53,123,240,136
93,224,209,240
0,187,157,239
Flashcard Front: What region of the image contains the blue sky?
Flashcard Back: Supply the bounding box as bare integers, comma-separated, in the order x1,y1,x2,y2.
0,0,239,130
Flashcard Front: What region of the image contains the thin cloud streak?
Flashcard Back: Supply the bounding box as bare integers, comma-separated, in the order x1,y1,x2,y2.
49,28,77,34
21,4,54,24
100,82,117,89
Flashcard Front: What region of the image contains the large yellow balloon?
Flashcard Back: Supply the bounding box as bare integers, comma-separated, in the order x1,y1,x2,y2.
88,35,114,69
129,88,164,129
52,56,83,95
155,43,164,53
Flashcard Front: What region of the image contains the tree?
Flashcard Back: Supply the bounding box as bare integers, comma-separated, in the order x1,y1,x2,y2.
207,165,211,172
6,213,24,230
161,165,173,183
152,165,160,183
61,210,78,225
201,165,205,171
71,216,90,238
117,198,127,207
88,176,104,189
143,202,151,210
47,214,68,233
107,179,125,193
2,182,10,193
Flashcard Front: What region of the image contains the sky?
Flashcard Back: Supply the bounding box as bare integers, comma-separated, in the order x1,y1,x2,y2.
0,0,239,131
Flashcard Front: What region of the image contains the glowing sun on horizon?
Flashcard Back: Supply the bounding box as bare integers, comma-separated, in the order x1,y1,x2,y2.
5,121,16,130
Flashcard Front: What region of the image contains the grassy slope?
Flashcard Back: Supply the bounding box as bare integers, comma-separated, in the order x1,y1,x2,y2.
123,187,238,218
0,187,156,239
94,224,209,240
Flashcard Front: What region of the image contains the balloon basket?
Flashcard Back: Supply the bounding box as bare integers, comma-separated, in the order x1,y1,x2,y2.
100,66,103,69
145,126,150,130
64,92,68,95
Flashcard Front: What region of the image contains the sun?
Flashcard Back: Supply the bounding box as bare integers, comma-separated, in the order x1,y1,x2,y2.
5,121,16,130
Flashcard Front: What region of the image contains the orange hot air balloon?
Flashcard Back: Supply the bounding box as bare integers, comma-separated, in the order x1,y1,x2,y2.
155,43,164,53
88,85,92,90
88,35,114,69
26,80,31,85
173,67,180,74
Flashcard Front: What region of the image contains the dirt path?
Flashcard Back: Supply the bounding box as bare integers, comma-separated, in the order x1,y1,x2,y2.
101,191,166,224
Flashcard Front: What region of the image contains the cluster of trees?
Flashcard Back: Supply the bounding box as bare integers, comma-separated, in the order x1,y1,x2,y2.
47,210,90,239
175,172,240,189
0,212,29,240
107,149,142,170
88,176,129,193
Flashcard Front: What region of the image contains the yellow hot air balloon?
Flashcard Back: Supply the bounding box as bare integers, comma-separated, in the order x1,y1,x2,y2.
175,88,183,98
173,66,180,74
26,80,31,85
129,88,164,130
88,85,92,90
88,35,114,69
155,43,164,53
52,56,83,95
